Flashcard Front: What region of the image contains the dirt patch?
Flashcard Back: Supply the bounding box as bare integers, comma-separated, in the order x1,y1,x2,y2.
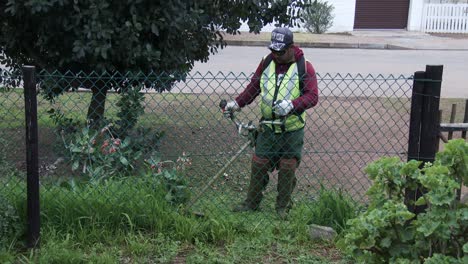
172,244,195,264
3,90,465,203
144,94,413,202
1,92,411,202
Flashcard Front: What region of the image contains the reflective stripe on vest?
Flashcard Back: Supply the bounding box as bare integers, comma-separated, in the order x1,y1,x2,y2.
260,58,306,133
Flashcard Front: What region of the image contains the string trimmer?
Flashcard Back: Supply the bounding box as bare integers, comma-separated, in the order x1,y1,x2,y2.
186,100,283,212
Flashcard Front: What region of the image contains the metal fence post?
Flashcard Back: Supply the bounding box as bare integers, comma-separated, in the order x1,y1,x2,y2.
23,65,40,248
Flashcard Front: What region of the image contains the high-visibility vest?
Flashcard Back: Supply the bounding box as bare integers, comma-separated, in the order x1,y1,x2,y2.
260,58,306,133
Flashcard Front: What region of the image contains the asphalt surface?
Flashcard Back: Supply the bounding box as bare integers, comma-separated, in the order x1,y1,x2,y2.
191,46,468,98
191,30,468,98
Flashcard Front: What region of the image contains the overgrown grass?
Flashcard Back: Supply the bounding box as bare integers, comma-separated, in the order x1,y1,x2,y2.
304,187,361,234
4,88,461,262
0,173,356,263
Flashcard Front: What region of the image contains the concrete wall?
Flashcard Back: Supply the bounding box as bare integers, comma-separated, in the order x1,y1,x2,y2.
239,0,356,33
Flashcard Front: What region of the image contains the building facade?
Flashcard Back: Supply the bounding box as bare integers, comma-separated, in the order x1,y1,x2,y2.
240,0,467,33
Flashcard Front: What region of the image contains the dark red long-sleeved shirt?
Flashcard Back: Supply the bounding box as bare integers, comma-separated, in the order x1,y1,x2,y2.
235,45,319,113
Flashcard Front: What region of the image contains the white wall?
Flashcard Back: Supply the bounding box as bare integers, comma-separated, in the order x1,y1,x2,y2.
327,0,356,32
408,0,425,31
239,0,356,33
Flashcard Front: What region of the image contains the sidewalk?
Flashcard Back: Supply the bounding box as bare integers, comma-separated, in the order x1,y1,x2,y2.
223,30,468,50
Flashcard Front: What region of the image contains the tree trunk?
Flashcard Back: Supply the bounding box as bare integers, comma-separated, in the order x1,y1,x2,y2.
87,85,108,128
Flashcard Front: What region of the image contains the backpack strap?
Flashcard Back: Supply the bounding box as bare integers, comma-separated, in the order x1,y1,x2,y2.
262,54,306,95
296,56,306,95
262,54,274,71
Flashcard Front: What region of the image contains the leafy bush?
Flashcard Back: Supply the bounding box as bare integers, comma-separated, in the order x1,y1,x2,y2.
0,195,20,249
52,85,159,178
63,125,143,179
338,139,468,263
144,152,192,205
47,108,81,134
112,85,146,138
303,0,334,34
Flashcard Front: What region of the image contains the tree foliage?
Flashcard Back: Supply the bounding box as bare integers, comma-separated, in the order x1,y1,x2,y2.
1,0,309,125
0,0,309,74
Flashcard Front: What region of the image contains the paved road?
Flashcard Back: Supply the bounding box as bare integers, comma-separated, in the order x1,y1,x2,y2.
191,46,468,98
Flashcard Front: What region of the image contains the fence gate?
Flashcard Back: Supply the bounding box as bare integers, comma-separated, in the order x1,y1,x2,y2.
422,3,468,33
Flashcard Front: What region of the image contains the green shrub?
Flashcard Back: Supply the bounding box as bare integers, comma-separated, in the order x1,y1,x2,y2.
47,108,81,134
49,85,163,178
112,85,146,138
303,0,334,34
338,139,468,263
0,194,21,249
63,125,143,178
144,153,191,205
0,136,17,180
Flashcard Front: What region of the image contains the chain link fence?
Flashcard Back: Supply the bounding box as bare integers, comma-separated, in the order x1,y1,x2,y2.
0,69,413,224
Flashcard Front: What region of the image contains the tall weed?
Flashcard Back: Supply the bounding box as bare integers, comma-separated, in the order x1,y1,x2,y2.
306,186,359,233
0,194,21,249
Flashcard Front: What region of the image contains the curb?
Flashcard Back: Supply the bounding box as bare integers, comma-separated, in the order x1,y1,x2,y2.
225,40,411,50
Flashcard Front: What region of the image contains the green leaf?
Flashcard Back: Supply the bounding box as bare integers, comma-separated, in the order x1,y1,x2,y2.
417,220,440,237
72,161,79,171
122,137,131,148
120,156,129,166
414,197,426,206
71,146,82,153
151,24,159,35
379,237,392,248
100,48,107,59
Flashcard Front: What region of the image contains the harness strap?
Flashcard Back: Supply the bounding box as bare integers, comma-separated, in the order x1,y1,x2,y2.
261,53,307,132
263,54,306,95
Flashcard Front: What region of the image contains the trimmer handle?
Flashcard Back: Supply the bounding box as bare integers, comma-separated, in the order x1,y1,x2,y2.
219,99,234,120
219,99,227,110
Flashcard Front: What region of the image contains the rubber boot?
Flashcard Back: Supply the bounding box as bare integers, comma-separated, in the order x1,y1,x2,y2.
276,158,297,219
233,155,270,212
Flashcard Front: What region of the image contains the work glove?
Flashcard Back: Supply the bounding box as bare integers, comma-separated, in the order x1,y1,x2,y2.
273,100,293,116
225,100,240,112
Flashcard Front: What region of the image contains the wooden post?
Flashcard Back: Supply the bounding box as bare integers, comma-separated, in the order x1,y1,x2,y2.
448,103,457,140
463,99,468,139
406,65,443,215
405,71,426,214
419,65,443,165
23,66,40,248
436,110,445,151
407,71,425,162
